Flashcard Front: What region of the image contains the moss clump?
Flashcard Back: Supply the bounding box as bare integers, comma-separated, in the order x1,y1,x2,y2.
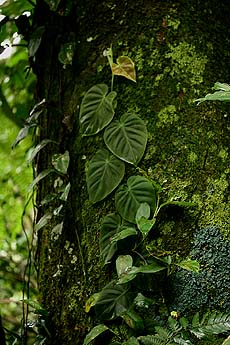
156,105,179,127
193,174,230,239
165,42,208,86
168,226,230,314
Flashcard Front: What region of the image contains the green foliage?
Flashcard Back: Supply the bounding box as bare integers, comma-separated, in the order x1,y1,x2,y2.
85,311,230,345
115,176,156,223
169,226,230,313
94,281,132,320
83,324,110,345
80,84,117,136
79,49,148,204
83,47,202,345
100,213,137,264
86,149,125,203
191,312,230,338
136,203,156,237
195,82,230,104
0,1,35,127
104,113,147,165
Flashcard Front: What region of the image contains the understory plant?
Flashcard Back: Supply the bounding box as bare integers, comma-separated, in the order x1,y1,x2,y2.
78,48,230,345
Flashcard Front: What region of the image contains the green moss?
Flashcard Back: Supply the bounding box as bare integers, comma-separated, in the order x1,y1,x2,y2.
165,42,208,86
156,105,179,127
193,174,230,239
188,151,198,163
218,148,228,161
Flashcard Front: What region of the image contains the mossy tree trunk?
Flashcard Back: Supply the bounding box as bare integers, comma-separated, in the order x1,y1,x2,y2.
32,1,230,344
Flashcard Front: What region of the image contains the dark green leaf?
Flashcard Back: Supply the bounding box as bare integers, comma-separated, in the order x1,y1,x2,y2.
136,202,151,220
123,337,140,345
35,213,52,231
86,149,125,203
111,228,137,243
60,182,71,201
95,282,132,320
52,151,70,174
23,300,48,317
12,125,30,148
28,26,45,57
28,139,56,163
28,169,55,191
104,113,147,165
122,310,144,332
79,84,117,136
115,176,156,223
83,324,109,345
100,213,136,264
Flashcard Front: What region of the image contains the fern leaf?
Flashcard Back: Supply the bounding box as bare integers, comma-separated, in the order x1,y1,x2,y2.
155,326,174,339
138,335,167,345
173,338,193,345
191,312,230,339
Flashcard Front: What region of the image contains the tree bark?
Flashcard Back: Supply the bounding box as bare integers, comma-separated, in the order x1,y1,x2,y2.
31,0,230,344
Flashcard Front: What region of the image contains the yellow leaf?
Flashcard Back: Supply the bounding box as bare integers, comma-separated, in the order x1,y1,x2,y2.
112,56,136,82
85,293,100,313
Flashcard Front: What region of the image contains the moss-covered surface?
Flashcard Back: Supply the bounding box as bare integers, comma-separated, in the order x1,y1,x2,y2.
33,0,230,344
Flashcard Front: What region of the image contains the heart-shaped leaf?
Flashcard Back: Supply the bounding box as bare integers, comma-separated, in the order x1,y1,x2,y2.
136,202,151,220
86,149,125,203
79,84,117,136
115,176,156,223
104,113,147,165
116,255,133,277
94,281,132,320
137,218,156,237
112,56,136,82
100,213,137,264
52,151,70,174
136,203,156,236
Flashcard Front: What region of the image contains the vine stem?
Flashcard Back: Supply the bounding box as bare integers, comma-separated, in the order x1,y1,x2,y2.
111,73,114,92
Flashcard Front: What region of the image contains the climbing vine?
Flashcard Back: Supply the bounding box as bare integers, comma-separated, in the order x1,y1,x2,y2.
77,47,230,345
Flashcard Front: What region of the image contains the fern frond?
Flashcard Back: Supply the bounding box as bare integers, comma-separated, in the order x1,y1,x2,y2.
155,326,174,339
173,337,193,345
191,312,230,339
138,334,168,345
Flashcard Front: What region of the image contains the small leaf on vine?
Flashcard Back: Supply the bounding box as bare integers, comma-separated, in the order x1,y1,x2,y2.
112,56,136,82
83,324,109,345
